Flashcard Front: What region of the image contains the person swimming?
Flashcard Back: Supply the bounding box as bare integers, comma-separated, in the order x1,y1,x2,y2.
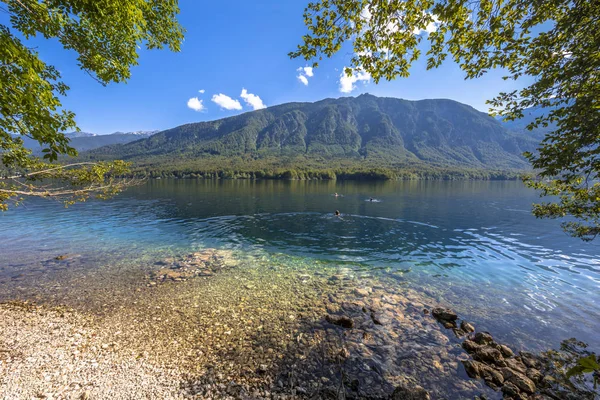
369,197,374,202
335,210,341,216
335,193,339,197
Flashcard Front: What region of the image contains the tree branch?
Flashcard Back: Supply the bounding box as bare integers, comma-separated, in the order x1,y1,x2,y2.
1,162,106,179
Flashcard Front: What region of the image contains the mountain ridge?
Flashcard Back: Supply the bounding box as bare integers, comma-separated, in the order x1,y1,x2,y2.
82,95,540,176
22,131,158,154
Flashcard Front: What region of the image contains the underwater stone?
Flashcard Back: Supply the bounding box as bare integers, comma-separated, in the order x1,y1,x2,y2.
499,344,515,358
504,357,527,374
54,254,78,261
520,351,541,369
370,312,384,325
473,332,495,346
498,367,516,380
460,321,475,333
501,381,521,397
463,360,504,386
442,321,456,329
462,339,480,353
353,288,370,297
526,368,543,383
325,315,354,329
474,346,504,365
431,307,458,321
508,372,536,394
390,384,430,400
541,374,556,388
428,330,449,345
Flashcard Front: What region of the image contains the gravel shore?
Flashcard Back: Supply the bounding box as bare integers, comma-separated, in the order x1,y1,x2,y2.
0,301,185,399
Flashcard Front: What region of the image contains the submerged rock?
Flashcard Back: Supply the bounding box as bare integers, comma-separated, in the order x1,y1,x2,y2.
473,332,495,346
504,357,527,374
501,381,520,397
353,288,370,297
148,249,234,284
474,346,504,365
499,344,515,358
498,367,516,380
325,314,354,329
463,360,504,386
508,372,536,394
520,351,541,369
460,321,475,333
370,311,385,325
391,384,430,400
526,368,543,384
431,307,458,322
53,254,79,261
463,339,480,353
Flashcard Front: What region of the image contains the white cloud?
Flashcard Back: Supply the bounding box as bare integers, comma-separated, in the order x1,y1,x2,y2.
240,88,266,110
339,68,371,93
298,66,313,77
199,89,205,94
296,66,314,85
211,93,242,110
297,74,309,86
187,97,205,112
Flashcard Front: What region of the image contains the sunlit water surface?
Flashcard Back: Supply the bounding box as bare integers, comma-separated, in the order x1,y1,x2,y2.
1,180,598,352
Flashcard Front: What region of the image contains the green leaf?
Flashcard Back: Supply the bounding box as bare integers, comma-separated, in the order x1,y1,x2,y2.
566,365,587,379
578,355,600,371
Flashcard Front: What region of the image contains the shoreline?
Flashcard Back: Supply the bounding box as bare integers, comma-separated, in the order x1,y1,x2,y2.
1,250,597,399
134,170,528,181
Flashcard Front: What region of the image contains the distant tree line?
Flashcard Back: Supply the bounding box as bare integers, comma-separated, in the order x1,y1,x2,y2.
134,166,522,181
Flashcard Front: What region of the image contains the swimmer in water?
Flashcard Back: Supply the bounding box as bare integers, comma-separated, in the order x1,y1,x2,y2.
335,210,341,217
335,193,339,197
370,197,374,202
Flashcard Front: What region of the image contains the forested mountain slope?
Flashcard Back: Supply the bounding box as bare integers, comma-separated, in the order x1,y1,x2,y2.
84,94,539,174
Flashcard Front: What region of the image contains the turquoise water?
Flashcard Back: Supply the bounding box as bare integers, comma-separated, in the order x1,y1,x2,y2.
1,179,598,352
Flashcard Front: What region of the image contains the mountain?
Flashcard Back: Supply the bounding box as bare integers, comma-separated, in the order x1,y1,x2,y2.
22,131,158,154
498,106,556,140
84,95,539,175
64,131,159,152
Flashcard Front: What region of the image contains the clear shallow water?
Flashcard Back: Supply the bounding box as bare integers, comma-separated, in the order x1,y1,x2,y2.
1,179,598,352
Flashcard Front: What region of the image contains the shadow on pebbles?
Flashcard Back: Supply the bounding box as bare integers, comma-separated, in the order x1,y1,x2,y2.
0,250,583,399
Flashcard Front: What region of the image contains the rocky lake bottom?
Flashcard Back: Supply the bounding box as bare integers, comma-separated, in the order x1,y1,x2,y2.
1,247,598,400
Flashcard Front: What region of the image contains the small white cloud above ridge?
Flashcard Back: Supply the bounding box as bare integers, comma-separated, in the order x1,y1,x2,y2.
240,88,266,110
199,89,205,94
339,68,371,93
211,93,243,110
296,66,314,85
297,74,309,86
297,66,314,77
187,97,205,112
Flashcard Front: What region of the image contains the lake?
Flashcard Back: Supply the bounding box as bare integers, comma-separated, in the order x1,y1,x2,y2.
1,179,598,398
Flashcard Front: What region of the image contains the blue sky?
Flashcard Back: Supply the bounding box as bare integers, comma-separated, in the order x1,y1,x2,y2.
8,0,526,134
